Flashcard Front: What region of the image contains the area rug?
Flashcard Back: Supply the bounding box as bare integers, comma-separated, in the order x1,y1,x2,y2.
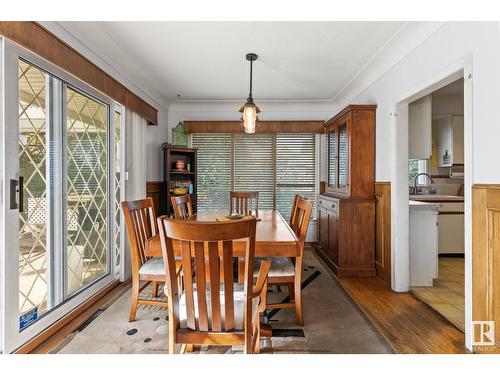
53,250,392,354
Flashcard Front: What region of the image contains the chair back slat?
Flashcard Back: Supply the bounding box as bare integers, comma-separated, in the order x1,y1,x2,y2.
180,240,196,330
208,242,222,331
193,241,209,331
135,211,147,264
171,194,193,220
157,216,257,335
140,208,151,239
122,198,157,273
230,191,259,216
222,241,235,331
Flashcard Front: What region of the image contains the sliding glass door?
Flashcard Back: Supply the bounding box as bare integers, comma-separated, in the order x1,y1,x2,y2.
65,87,109,296
1,39,123,353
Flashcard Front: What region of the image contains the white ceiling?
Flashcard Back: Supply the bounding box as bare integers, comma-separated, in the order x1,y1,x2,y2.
58,22,409,104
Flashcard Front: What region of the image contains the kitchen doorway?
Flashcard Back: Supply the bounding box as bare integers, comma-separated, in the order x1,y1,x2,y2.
390,60,473,350
408,78,465,332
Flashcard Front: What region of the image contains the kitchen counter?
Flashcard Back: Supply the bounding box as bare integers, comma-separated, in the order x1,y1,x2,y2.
410,194,464,202
409,200,440,208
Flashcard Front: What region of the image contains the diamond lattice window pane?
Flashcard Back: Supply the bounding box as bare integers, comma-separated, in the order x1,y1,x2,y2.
18,61,50,317
66,88,108,295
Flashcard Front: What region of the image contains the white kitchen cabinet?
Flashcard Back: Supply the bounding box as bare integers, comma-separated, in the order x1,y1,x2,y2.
451,115,464,164
438,214,465,254
409,201,439,286
436,201,465,254
409,95,432,160
434,114,464,166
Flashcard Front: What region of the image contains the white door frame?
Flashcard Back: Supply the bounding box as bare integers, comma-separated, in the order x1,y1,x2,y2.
111,103,127,282
0,38,120,353
391,55,473,350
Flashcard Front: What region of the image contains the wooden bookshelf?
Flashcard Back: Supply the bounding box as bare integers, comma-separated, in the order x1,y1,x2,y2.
162,143,197,217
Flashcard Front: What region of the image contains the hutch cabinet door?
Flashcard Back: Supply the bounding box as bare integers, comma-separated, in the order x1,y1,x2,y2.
338,123,349,191
327,209,339,265
328,129,338,188
318,206,329,252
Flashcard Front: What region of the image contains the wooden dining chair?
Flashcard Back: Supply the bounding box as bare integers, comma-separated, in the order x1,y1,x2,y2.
255,196,313,326
122,198,176,322
157,216,271,354
171,194,193,219
230,191,259,215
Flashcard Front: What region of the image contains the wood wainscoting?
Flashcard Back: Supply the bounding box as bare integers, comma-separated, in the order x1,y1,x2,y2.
375,182,391,285
472,184,500,351
146,181,165,216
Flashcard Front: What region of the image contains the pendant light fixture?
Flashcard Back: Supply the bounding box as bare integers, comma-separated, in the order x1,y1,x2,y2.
239,53,261,134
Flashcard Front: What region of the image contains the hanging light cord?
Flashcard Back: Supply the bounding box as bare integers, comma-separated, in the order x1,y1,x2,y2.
248,58,253,101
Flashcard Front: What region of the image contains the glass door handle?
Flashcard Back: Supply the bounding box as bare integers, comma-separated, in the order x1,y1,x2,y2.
19,176,24,212
9,176,23,211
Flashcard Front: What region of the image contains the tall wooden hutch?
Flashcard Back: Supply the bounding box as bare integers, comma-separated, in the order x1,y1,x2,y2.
316,105,376,277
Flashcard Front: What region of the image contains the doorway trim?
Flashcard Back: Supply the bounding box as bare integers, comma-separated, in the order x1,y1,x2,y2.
391,55,473,350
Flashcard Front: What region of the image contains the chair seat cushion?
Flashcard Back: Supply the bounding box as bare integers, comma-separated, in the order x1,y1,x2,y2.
179,284,259,331
139,257,165,276
254,257,295,278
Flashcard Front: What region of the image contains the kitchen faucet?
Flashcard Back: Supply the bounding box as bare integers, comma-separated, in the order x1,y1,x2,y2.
413,173,435,195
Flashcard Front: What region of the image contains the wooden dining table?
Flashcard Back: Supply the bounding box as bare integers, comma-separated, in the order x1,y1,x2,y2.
144,210,298,337
144,210,300,337
144,210,299,258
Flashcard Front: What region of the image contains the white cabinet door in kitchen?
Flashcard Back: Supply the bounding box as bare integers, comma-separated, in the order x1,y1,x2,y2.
452,115,464,165
409,95,432,160
435,115,452,167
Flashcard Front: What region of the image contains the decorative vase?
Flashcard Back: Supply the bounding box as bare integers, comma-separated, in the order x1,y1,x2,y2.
176,160,185,170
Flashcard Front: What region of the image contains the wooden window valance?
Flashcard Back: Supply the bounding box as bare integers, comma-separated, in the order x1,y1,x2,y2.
184,121,324,134
0,21,158,125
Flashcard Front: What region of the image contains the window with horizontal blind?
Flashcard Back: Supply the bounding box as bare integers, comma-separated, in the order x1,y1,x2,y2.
192,133,317,219
192,134,232,211
276,134,316,219
234,134,274,209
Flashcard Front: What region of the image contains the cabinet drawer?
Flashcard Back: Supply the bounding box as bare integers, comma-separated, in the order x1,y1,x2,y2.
436,202,464,212
318,195,339,212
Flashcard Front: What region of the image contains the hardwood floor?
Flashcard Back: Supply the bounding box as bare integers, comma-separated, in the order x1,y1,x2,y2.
338,277,469,354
